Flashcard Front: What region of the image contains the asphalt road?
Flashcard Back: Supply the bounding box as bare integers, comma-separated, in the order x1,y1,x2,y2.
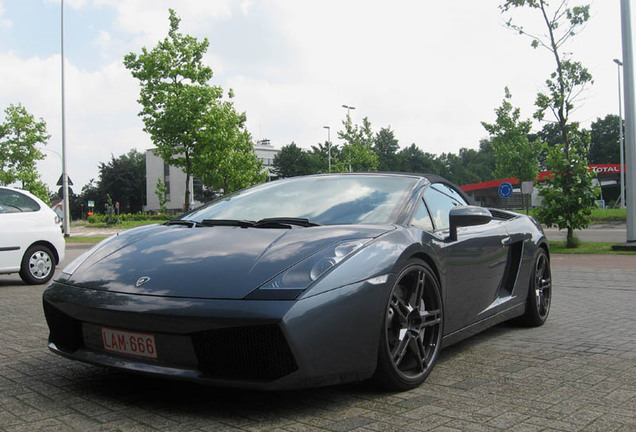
1,244,635,431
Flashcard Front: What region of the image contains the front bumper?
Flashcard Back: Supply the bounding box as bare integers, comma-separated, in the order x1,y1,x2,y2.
42,278,388,390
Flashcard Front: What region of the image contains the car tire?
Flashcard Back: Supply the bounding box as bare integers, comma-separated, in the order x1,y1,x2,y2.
19,245,56,285
374,259,443,391
518,247,551,327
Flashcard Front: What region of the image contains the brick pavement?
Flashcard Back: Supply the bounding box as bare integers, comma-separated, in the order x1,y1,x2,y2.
0,253,635,431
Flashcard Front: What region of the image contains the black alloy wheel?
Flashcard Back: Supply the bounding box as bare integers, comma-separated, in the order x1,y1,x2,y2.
519,248,551,326
375,260,443,391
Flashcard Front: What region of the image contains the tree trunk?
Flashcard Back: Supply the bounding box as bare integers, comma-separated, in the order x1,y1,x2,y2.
566,227,576,248
184,151,191,212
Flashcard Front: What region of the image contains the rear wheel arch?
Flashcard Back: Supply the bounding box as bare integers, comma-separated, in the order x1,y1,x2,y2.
27,240,60,265
517,246,551,326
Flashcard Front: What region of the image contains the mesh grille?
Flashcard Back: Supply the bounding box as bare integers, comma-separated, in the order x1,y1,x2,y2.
192,324,298,381
489,209,518,221
43,301,83,352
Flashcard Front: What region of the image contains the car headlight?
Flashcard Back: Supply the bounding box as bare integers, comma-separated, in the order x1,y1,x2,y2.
56,234,119,282
245,238,371,300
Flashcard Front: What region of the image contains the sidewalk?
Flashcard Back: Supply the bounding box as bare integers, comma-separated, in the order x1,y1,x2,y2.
543,222,627,243
2,246,635,431
68,224,129,238
551,252,636,269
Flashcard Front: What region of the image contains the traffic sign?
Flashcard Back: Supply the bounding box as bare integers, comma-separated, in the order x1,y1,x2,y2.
56,174,74,186
498,182,513,199
521,181,534,194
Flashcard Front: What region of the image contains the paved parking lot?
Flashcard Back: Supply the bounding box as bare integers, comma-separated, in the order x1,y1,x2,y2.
1,245,635,432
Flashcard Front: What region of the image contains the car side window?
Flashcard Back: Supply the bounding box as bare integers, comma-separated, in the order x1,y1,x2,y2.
410,198,434,231
423,183,467,231
0,189,41,213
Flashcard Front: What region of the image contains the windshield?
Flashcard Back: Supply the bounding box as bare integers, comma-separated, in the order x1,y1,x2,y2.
183,175,418,225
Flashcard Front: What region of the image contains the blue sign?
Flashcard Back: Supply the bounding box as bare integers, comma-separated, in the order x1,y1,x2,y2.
498,182,513,199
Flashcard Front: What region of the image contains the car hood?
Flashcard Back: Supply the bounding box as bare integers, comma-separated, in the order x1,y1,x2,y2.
65,224,394,299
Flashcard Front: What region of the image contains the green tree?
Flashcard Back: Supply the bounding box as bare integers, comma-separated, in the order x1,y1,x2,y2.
482,88,541,210
470,139,497,182
455,146,497,185
501,0,596,247
439,152,474,185
51,188,84,220
373,127,400,171
155,178,169,213
588,114,621,164
272,142,312,178
97,149,146,213
196,128,265,193
338,115,378,172
396,144,444,175
124,10,261,209
79,179,103,215
530,121,587,170
536,137,597,243
0,103,50,201
189,95,265,194
307,142,340,174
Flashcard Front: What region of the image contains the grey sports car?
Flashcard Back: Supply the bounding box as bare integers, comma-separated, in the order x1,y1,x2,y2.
43,173,551,391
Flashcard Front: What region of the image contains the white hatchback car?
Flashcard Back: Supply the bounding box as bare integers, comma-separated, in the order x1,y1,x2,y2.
0,186,66,284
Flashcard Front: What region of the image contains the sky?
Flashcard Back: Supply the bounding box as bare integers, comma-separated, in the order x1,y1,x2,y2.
0,0,632,192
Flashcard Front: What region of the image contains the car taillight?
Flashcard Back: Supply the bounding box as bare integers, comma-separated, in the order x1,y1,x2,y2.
55,215,61,225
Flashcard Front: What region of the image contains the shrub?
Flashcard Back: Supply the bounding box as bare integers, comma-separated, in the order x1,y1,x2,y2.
87,212,173,225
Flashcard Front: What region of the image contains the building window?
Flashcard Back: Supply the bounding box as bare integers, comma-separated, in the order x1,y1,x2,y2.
163,162,171,201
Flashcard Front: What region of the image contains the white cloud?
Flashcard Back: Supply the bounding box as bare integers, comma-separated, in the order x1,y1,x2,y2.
95,0,237,47
44,0,89,9
1,0,631,193
0,51,151,191
253,0,624,155
93,30,111,50
240,0,252,16
0,0,12,29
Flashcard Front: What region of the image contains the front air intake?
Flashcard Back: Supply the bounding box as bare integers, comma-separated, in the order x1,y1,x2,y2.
42,300,83,352
191,324,298,381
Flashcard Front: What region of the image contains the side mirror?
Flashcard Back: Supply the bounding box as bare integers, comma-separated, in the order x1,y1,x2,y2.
448,206,492,241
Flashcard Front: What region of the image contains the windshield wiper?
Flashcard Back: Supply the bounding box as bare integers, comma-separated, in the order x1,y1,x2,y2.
177,218,320,229
253,217,320,228
201,219,256,228
165,219,204,227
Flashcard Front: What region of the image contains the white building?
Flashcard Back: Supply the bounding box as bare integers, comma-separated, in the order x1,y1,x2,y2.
254,139,279,181
144,142,280,213
144,150,202,214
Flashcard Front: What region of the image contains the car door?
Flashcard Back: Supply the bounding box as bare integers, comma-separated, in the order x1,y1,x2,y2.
0,188,46,273
421,183,509,335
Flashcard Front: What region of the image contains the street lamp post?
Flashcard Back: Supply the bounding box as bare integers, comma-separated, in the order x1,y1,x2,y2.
342,104,356,117
341,105,356,173
60,0,70,237
620,0,636,244
323,126,331,172
615,59,626,209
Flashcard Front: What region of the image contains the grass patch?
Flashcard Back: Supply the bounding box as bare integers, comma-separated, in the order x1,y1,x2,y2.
528,208,626,224
76,220,161,230
589,208,626,223
66,236,107,243
550,241,636,254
